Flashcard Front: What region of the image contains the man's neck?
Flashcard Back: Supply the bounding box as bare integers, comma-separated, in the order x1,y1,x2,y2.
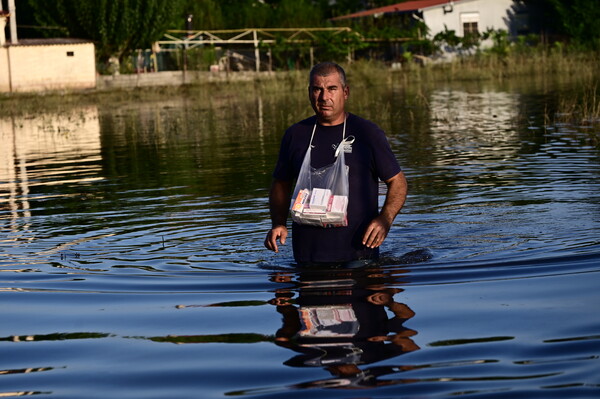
317,112,347,126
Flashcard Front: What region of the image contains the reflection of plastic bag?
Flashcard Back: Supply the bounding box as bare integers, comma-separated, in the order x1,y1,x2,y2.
298,305,359,337
291,119,354,228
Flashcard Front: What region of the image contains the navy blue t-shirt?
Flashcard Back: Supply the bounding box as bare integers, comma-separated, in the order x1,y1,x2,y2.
273,113,401,263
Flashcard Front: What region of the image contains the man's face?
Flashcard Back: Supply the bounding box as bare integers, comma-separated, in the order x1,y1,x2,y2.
308,71,349,126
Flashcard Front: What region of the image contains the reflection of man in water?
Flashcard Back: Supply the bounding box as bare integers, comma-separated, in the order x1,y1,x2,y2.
270,269,419,388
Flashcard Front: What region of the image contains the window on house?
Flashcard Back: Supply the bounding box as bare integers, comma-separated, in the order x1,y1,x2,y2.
460,12,480,36
67,51,74,57
463,22,479,35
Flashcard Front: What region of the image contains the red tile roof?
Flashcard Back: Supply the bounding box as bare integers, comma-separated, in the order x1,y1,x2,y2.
331,0,455,21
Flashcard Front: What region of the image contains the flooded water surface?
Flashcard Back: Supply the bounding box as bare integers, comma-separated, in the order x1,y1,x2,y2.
1,76,599,398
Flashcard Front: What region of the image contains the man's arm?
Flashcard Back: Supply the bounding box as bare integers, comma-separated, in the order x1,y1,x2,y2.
264,179,292,253
362,171,407,249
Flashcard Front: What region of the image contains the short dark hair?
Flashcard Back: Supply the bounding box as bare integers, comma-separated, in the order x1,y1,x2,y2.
309,62,347,88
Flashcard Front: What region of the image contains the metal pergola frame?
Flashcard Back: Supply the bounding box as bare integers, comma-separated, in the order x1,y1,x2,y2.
157,27,359,71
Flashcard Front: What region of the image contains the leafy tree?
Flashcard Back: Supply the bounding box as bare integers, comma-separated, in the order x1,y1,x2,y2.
547,0,600,49
215,0,272,29
179,0,224,30
481,29,510,57
182,0,321,30
325,0,367,19
26,0,185,63
525,0,600,49
313,28,367,62
272,0,324,28
431,26,481,57
433,27,462,48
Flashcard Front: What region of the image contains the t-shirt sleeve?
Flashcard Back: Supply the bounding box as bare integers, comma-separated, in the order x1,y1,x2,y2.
370,126,401,181
272,129,294,181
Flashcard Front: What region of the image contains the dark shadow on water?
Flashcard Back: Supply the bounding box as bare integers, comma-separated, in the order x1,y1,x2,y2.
378,248,434,266
258,248,434,272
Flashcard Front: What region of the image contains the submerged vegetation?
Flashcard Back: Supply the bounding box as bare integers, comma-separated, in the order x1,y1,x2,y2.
551,85,600,127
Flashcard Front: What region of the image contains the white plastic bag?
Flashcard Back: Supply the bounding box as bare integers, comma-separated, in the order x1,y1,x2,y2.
290,118,354,228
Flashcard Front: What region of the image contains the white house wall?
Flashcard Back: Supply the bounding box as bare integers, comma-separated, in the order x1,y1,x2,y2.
0,48,10,91
423,0,517,37
3,42,96,93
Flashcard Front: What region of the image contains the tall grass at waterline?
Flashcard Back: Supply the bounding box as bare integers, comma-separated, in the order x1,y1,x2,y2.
393,49,600,83
1,50,599,117
550,83,600,126
0,85,191,116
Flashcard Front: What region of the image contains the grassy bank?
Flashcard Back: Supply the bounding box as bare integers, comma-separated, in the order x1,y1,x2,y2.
346,54,600,126
410,50,599,82
2,50,599,122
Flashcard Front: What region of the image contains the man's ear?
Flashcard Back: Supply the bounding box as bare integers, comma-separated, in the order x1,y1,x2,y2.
344,85,350,99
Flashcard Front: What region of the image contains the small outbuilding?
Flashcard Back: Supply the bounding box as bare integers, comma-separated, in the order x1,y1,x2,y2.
0,38,96,93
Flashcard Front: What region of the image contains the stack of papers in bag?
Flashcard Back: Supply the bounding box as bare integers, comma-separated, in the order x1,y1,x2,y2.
305,188,330,214
292,189,310,212
326,195,348,218
291,188,348,227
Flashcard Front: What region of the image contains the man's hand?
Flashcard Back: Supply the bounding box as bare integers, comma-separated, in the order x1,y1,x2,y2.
265,225,288,253
362,215,392,248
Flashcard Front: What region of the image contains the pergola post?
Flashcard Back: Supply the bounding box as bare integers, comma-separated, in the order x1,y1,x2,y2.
253,30,260,72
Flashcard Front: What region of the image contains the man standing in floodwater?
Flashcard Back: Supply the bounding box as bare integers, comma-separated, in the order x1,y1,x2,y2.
264,62,407,266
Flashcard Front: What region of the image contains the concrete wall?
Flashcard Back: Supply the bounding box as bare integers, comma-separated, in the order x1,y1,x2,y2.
97,71,187,90
1,42,96,93
96,70,276,90
423,0,517,38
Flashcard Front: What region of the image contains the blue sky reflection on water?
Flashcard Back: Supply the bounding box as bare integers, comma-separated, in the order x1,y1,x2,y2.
0,79,599,398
